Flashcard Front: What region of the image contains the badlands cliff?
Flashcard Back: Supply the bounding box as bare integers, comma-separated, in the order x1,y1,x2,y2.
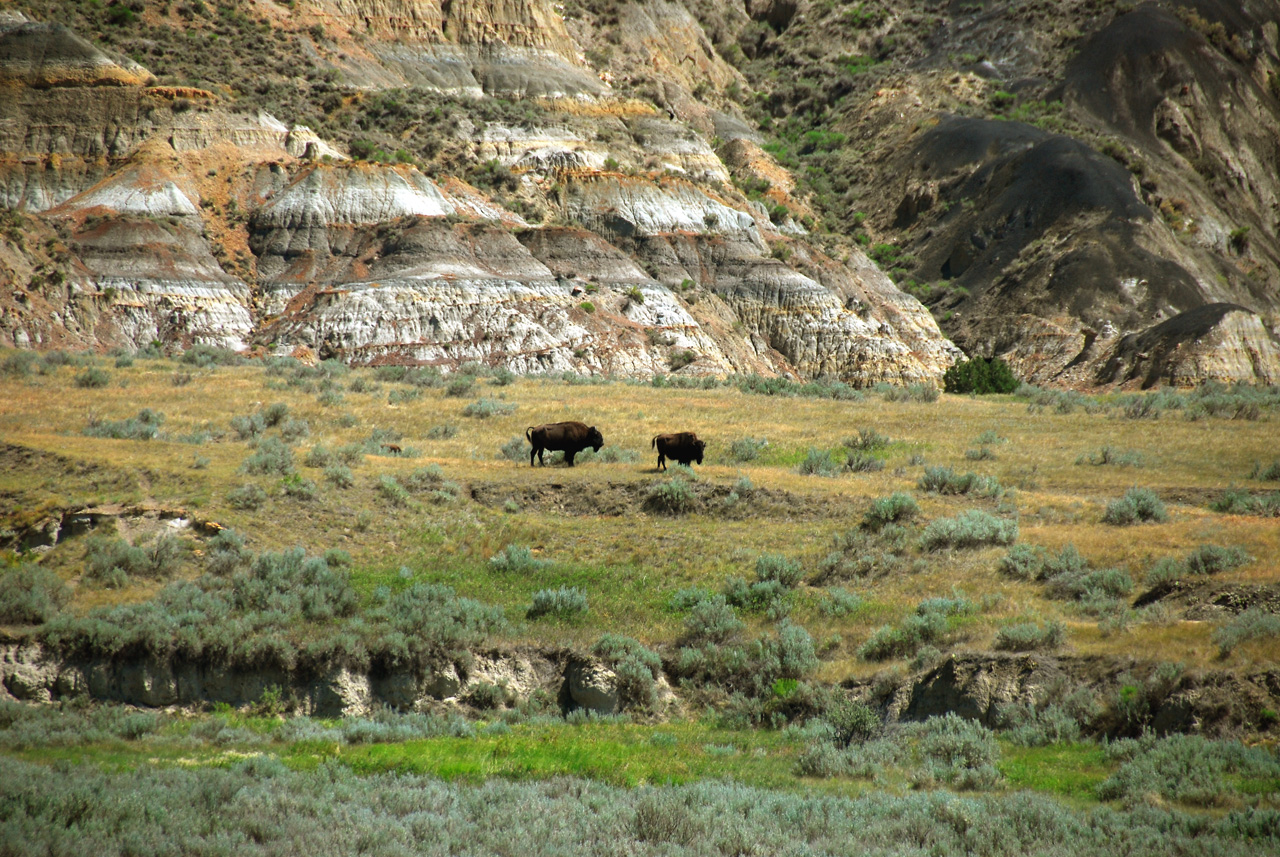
1,0,1278,387
0,7,960,384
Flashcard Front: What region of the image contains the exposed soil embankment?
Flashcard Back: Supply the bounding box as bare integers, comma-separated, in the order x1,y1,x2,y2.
5,639,1278,738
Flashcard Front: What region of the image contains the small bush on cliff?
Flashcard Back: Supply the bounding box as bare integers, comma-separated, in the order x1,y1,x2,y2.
994,619,1066,652
593,635,663,711
0,564,70,624
943,357,1019,394
84,533,183,587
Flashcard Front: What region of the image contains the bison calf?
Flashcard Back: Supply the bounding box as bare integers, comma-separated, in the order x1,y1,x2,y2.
652,432,706,471
526,421,604,467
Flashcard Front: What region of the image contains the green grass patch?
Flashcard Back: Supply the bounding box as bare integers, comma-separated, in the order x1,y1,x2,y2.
998,742,1111,802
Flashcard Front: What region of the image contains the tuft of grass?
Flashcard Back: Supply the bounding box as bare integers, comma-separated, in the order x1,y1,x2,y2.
1102,488,1167,525
527,586,589,620
920,510,1018,551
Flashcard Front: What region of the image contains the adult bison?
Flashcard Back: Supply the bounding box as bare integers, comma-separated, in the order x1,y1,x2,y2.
652,432,705,471
526,421,604,467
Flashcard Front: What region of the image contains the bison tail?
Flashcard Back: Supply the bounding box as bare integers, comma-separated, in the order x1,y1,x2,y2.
651,436,658,449
525,426,534,441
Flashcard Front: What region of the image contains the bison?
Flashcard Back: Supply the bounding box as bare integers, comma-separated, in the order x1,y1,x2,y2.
652,432,706,471
526,421,604,467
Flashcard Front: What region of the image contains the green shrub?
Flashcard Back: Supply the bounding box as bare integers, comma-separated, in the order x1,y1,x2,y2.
388,387,421,404
230,412,266,440
204,529,253,577
817,525,910,581
84,409,165,440
1213,608,1280,656
684,595,745,643
844,451,885,472
826,697,881,746
1146,544,1251,586
462,398,516,418
280,474,317,500
593,635,663,711
797,448,840,476
75,367,110,388
84,534,183,586
647,476,696,515
335,443,365,465
862,493,917,531
859,610,948,661
844,428,890,451
916,465,1001,496
241,437,295,476
426,424,459,440
1209,487,1280,516
728,437,768,461
304,445,334,468
376,475,412,507
818,587,863,617
445,376,476,397
466,681,513,710
755,554,803,588
0,564,70,623
488,544,547,573
499,435,527,461
994,619,1066,652
1102,488,1167,525
527,587,588,620
998,543,1048,580
908,712,1002,790
1076,446,1144,467
1098,733,1280,806
324,465,354,489
227,482,267,510
943,357,1019,394
279,418,310,443
1251,460,1280,481
920,510,1018,551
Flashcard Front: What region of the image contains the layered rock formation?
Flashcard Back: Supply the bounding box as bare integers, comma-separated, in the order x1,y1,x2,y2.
0,8,960,385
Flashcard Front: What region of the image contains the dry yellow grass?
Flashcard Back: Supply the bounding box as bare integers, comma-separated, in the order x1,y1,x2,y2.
2,353,1278,673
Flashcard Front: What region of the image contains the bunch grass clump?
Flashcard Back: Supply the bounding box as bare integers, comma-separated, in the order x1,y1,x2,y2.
862,492,917,531
920,510,1017,551
84,409,165,440
1102,488,1167,525
489,544,548,573
994,618,1066,652
527,586,588,620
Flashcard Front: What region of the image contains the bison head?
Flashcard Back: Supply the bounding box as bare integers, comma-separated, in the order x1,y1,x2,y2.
588,426,604,451
693,439,706,464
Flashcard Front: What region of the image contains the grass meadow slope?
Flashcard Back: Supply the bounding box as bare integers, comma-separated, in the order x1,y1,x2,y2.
2,347,1280,853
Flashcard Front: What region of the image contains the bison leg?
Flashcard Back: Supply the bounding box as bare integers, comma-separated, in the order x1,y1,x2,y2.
656,453,666,471
564,450,576,467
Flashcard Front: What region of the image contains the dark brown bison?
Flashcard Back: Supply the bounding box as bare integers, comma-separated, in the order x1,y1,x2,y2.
526,421,604,466
652,432,706,471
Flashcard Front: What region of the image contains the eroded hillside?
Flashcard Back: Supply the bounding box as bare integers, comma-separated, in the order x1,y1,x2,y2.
0,0,1278,388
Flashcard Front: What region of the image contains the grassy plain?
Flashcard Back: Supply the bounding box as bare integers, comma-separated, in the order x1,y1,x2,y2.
2,353,1278,672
